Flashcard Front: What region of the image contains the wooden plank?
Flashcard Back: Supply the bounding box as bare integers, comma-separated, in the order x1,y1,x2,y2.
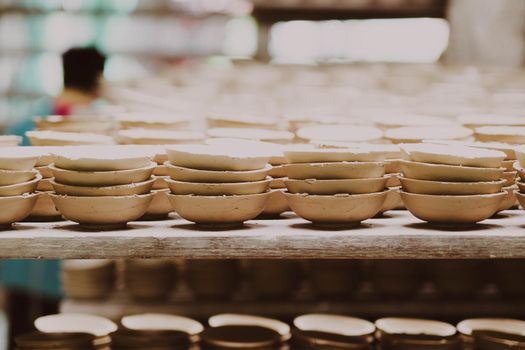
1,211,525,259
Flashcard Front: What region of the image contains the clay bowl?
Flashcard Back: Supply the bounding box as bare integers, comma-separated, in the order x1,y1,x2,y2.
37,178,54,192
0,174,41,196
0,169,38,186
502,171,517,186
117,128,204,145
0,148,39,170
502,160,516,171
517,180,525,192
385,173,401,187
166,144,270,171
165,162,271,183
294,314,375,337
286,162,385,180
514,191,525,209
385,159,401,174
270,177,285,189
400,191,505,226
37,165,53,178
380,187,404,212
35,313,118,338
457,318,525,350
200,325,282,350
473,331,525,350
209,314,290,341
165,177,272,196
400,160,504,182
53,148,152,171
517,146,525,167
49,162,156,186
0,193,39,228
284,191,388,227
50,193,155,228
474,126,525,144
167,192,271,227
28,191,61,220
260,189,290,217
121,313,204,336
269,165,287,178
284,148,386,163
109,329,191,350
514,162,525,181
50,177,155,196
375,317,458,341
386,126,473,144
153,165,168,176
143,189,172,220
498,186,517,212
27,130,114,146
399,177,505,195
285,177,387,195
15,331,95,349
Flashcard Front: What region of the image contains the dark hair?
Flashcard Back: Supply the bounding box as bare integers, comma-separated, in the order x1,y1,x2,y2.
62,47,106,92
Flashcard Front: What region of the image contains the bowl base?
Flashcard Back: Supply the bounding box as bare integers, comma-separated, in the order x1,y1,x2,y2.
196,222,244,230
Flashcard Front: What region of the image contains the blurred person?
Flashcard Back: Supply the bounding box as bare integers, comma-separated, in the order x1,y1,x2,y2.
1,46,105,346
7,47,106,143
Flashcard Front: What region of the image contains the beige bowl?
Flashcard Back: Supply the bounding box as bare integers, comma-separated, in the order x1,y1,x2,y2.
385,159,401,174
502,160,516,171
399,177,506,195
285,178,386,195
152,176,168,190
166,178,271,196
36,165,53,178
0,193,39,227
400,160,504,182
166,144,270,171
380,187,404,212
474,126,525,144
167,192,270,227
165,162,271,183
143,189,172,219
50,193,155,227
386,126,473,144
37,178,53,192
261,189,290,217
49,162,156,187
284,148,385,163
517,180,525,193
117,129,204,145
53,148,152,171
284,191,388,226
286,162,385,180
498,186,517,212
270,177,285,189
153,165,168,176
385,173,401,187
514,162,525,181
0,174,41,197
29,191,61,219
400,191,505,225
269,165,287,178
502,171,517,186
50,177,155,196
515,191,525,209
27,130,114,146
0,148,39,170
0,169,38,186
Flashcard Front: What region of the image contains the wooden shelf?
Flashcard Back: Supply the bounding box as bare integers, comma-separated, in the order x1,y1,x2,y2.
2,210,525,259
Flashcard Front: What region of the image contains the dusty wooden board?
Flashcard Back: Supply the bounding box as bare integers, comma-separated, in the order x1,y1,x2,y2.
1,210,525,259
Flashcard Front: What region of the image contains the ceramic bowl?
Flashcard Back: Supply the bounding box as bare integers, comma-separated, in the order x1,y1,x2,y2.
294,314,375,337
0,193,39,227
376,317,457,337
260,189,289,217
474,126,525,144
152,176,168,190
269,165,287,178
385,173,401,187
52,148,152,171
459,114,525,129
166,144,270,171
424,140,516,160
514,191,525,210
502,160,516,171
207,127,294,144
15,331,96,349
284,191,388,226
0,147,39,170
35,313,118,337
167,192,270,227
285,177,386,195
517,180,525,192
270,177,285,189
143,189,172,219
165,162,271,183
400,143,505,168
386,126,473,144
0,174,41,196
380,187,404,212
49,162,156,186
36,165,53,178
400,191,505,225
284,148,386,163
514,162,525,181
116,113,191,130
399,177,506,195
385,159,402,174
37,178,53,192
50,177,155,196
497,185,517,212
502,171,517,186
400,160,504,182
165,178,271,196
457,318,525,338
28,192,61,220
207,112,280,129
121,313,203,335
286,162,385,180
50,193,155,227
27,130,114,146
516,145,525,167
209,314,290,340
0,168,37,186
153,165,168,176
295,125,383,143
117,129,204,145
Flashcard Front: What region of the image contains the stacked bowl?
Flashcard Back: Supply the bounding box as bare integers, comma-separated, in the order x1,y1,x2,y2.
0,148,40,228
27,130,114,146
513,146,525,208
295,124,384,144
384,126,473,144
15,332,96,350
48,147,156,228
0,135,22,147
29,146,62,221
283,147,388,227
34,115,114,135
164,144,272,228
399,143,507,226
62,259,115,300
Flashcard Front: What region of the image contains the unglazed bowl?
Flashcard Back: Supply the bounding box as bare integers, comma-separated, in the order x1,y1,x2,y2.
284,148,385,163
167,192,271,227
284,191,388,226
286,162,385,180
400,160,504,182
50,177,155,196
0,193,39,227
52,148,152,171
165,162,271,183
284,177,386,195
0,174,41,196
165,178,271,196
0,147,39,170
399,177,506,195
49,162,156,187
0,169,38,186
400,191,505,225
260,189,290,217
50,193,155,227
